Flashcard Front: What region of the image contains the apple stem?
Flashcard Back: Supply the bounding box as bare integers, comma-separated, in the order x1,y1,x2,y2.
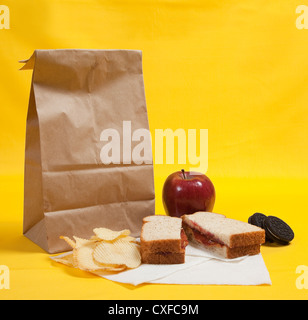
181,169,186,179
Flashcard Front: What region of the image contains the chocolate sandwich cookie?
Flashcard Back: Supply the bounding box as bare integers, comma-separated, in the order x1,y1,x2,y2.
263,216,294,245
248,212,273,243
248,212,267,229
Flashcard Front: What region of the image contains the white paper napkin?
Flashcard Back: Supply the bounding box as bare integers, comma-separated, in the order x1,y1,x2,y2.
149,253,271,286
103,255,209,286
51,243,271,286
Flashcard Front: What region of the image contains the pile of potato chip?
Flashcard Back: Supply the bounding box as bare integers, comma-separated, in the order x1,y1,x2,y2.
53,228,141,274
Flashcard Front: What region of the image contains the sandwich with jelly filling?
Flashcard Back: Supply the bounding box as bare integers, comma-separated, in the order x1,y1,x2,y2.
140,215,188,264
182,212,265,259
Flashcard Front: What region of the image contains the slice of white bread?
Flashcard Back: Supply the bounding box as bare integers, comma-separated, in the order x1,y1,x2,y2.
142,215,182,241
182,212,265,259
140,215,187,264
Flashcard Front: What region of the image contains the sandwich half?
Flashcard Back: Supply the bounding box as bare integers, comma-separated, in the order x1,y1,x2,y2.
182,212,265,259
140,215,188,264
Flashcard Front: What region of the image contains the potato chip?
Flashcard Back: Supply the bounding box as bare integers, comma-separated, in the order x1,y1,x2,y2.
59,236,76,249
73,236,95,248
57,227,141,274
93,238,141,269
119,236,139,243
53,253,75,267
93,228,130,241
73,241,104,271
92,266,126,275
59,235,95,249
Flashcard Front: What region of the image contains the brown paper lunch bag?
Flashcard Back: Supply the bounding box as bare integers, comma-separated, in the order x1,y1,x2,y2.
20,49,155,254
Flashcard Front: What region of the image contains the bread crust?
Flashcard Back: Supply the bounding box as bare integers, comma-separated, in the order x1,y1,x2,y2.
141,251,185,264
226,244,260,259
230,231,265,248
140,237,183,253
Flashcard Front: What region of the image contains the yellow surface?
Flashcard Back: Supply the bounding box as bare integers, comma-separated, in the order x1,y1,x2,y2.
1,0,308,299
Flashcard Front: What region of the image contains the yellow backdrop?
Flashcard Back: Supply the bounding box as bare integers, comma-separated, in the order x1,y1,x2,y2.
1,0,308,299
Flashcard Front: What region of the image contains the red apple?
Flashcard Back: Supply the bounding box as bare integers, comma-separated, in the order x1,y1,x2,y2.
162,169,215,218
